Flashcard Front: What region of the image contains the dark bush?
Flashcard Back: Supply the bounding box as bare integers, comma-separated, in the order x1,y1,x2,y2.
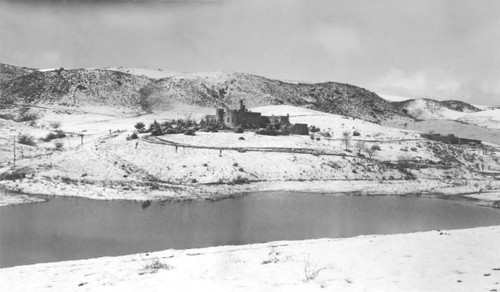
42,131,65,142
353,131,360,136
135,122,146,131
308,125,321,133
49,121,62,130
234,126,244,133
55,131,66,139
18,112,39,122
54,141,64,150
371,144,381,151
238,136,245,140
184,128,196,136
42,132,57,142
130,132,138,139
18,134,36,146
231,175,249,184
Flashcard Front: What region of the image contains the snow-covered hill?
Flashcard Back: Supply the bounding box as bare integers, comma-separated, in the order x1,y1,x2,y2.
0,63,413,124
392,99,468,120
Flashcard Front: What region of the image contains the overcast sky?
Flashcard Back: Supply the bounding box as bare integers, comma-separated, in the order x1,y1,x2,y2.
1,0,499,105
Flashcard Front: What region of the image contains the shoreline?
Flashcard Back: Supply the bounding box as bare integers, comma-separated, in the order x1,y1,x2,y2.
1,178,499,208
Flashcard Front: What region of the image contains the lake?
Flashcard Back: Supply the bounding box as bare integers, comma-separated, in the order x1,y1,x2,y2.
1,192,500,268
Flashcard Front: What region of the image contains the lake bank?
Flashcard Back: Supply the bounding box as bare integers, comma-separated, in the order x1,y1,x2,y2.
1,225,499,291
1,177,500,208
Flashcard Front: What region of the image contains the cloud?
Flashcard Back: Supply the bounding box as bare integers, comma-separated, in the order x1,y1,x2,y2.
312,25,362,59
371,68,464,100
5,0,221,5
480,79,500,95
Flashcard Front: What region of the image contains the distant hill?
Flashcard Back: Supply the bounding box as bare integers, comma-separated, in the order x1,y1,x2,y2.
440,100,480,113
391,98,481,120
0,63,413,123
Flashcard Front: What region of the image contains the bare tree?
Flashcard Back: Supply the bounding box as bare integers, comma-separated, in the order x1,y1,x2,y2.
341,131,351,151
355,140,366,155
366,144,379,159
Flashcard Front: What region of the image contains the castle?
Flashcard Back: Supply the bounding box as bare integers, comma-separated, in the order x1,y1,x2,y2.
205,100,308,134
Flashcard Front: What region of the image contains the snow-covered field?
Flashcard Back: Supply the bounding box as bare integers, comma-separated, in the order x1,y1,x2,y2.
1,226,499,292
458,109,500,130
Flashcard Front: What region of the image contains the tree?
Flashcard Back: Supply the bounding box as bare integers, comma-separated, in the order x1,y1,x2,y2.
366,144,380,159
135,122,146,132
150,120,163,136
355,140,366,155
341,131,351,151
397,154,413,175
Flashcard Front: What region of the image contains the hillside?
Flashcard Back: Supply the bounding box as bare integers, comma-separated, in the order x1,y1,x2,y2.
391,98,473,120
0,63,35,87
440,100,480,113
0,64,413,124
1,68,152,111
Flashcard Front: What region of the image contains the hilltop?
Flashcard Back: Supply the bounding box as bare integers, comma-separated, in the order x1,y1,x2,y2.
390,98,480,120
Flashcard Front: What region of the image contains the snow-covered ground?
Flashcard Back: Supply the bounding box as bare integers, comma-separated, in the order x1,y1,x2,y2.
378,94,414,102
252,105,420,140
1,226,499,292
105,67,180,79
458,109,500,129
2,104,499,207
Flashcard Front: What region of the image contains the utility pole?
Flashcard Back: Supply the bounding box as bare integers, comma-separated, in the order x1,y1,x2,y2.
12,134,16,167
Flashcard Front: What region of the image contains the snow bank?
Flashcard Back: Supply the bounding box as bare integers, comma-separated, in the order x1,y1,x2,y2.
1,226,499,291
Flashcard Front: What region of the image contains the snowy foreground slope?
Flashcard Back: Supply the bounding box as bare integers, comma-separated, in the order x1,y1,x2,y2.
1,226,499,292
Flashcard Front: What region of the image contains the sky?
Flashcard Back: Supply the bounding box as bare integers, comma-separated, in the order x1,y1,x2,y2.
1,0,500,105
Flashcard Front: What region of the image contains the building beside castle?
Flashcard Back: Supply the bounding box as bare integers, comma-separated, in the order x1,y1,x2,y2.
205,100,308,134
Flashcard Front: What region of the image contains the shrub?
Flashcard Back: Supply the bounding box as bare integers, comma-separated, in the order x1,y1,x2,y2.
42,132,57,142
184,128,195,136
309,125,321,133
135,122,146,132
140,258,172,274
49,121,62,130
54,141,64,150
231,175,249,184
353,131,360,136
238,136,245,140
130,132,138,139
234,126,244,133
56,131,66,138
18,134,36,146
371,144,381,151
18,111,38,122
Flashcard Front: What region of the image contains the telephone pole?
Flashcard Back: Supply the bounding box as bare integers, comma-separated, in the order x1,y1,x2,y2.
12,134,16,167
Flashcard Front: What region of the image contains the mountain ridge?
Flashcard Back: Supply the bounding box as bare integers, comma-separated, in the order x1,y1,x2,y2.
0,63,413,123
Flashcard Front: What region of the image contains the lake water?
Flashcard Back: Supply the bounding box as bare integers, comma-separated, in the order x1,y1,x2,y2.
1,192,500,268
